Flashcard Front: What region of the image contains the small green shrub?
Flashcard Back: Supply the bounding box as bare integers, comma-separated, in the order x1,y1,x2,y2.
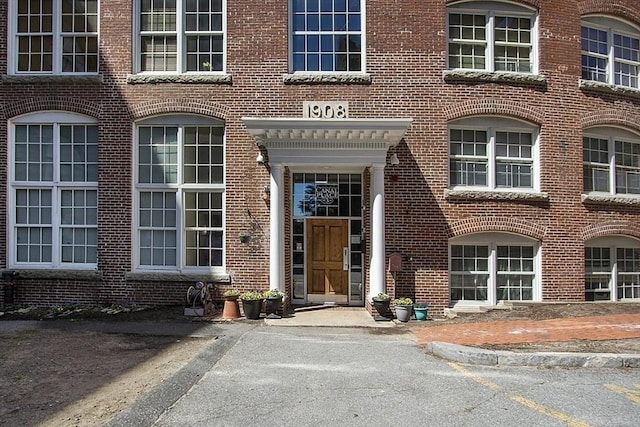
395,297,413,306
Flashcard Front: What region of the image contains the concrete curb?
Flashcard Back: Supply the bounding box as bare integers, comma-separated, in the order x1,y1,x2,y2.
427,341,640,369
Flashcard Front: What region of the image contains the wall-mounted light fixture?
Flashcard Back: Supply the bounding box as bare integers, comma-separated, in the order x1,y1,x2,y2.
390,153,400,166
256,152,265,164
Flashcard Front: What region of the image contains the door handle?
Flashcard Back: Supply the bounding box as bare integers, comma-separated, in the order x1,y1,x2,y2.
343,247,349,271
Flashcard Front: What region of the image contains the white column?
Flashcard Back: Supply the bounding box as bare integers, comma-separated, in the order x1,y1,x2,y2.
369,164,386,300
270,164,284,292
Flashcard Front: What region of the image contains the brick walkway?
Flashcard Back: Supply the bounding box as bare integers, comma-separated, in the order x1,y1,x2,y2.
411,313,640,346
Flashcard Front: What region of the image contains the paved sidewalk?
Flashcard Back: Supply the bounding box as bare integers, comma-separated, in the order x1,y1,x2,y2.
411,313,640,346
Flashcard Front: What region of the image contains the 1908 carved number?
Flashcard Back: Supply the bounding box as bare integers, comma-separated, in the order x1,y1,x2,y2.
303,102,348,119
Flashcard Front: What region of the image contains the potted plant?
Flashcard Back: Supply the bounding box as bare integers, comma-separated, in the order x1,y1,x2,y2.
394,297,413,322
372,292,392,321
240,290,263,319
413,301,429,321
222,289,241,319
263,289,285,318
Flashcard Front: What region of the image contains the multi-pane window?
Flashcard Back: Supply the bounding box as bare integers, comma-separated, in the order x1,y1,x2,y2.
13,0,99,74
136,117,225,271
586,244,640,301
582,17,640,89
448,3,536,73
138,0,225,73
450,237,538,304
10,114,98,267
583,129,640,195
291,0,363,72
449,119,536,190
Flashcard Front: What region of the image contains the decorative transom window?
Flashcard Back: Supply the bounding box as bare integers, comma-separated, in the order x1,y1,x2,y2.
585,237,640,301
583,127,640,195
9,112,98,268
291,0,363,72
10,0,99,74
447,1,537,73
582,16,640,89
135,0,225,73
135,115,225,271
450,233,539,305
449,117,538,190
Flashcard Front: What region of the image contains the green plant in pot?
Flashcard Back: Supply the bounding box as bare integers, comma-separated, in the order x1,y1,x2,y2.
263,289,285,319
221,289,241,319
394,297,413,322
413,301,429,321
240,291,263,320
372,292,392,321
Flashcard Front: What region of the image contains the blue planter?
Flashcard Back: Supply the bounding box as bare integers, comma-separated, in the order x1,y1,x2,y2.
414,306,428,321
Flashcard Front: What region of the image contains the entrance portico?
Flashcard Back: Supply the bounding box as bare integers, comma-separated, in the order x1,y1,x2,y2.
243,117,412,305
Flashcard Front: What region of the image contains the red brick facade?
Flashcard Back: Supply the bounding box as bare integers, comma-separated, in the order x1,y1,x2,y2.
1,1,639,315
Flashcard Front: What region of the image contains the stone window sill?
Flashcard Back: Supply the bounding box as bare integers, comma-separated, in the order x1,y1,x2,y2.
445,189,549,202
581,193,640,206
127,74,232,85
126,271,231,283
283,72,372,85
1,269,101,280
2,74,103,84
443,70,546,87
578,79,640,99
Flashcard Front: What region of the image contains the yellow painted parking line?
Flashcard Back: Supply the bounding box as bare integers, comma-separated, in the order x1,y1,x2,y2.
449,363,592,427
605,384,640,405
511,396,592,427
448,362,503,390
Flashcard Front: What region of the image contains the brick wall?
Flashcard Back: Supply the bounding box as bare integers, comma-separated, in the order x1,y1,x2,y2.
1,1,639,315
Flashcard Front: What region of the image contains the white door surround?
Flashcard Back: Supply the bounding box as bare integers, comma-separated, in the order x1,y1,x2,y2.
242,117,412,301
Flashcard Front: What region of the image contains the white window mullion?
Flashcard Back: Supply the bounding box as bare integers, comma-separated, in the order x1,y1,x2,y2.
488,243,497,305
611,247,618,301
487,13,495,72
609,137,616,195
488,130,496,189
176,0,184,73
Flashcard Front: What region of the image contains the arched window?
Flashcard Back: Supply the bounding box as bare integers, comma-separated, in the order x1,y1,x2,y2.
448,116,540,191
582,16,640,89
449,232,541,306
134,115,226,271
585,236,640,301
9,112,98,268
583,127,640,195
447,1,538,73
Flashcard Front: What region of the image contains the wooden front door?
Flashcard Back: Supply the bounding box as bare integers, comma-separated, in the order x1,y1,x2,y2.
307,219,349,297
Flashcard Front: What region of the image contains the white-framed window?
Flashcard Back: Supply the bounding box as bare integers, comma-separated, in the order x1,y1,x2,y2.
134,115,225,271
134,0,226,73
290,0,364,72
449,233,540,306
582,16,640,89
585,236,640,301
447,1,537,73
9,0,99,74
8,112,98,268
583,127,640,195
449,117,539,191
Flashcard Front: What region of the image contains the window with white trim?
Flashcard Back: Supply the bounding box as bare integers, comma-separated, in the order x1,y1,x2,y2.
135,115,225,271
135,0,225,73
9,112,98,268
582,16,640,89
447,1,537,73
449,117,538,190
291,0,363,72
583,127,640,195
10,0,99,74
450,233,539,305
585,237,640,301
